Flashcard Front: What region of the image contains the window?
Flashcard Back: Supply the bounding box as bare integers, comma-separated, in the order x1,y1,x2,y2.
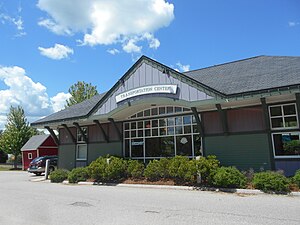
77,127,88,142
28,153,32,160
129,106,191,119
76,145,87,160
269,104,298,129
272,132,300,158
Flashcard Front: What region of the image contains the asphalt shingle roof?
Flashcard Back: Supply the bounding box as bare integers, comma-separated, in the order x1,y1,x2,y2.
21,135,50,151
184,56,300,96
32,93,106,125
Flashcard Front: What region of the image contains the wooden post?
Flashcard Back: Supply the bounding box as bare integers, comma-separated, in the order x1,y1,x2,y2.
44,126,60,145
62,124,76,143
108,118,122,141
93,120,109,143
216,104,229,135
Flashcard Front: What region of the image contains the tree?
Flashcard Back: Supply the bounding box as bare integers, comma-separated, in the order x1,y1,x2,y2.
0,130,8,163
66,81,98,107
0,106,37,168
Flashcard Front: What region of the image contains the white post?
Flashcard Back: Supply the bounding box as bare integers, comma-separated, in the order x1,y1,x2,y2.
45,159,50,180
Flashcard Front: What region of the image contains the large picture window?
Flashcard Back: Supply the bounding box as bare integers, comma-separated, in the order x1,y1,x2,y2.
269,104,298,129
124,114,201,160
272,132,300,158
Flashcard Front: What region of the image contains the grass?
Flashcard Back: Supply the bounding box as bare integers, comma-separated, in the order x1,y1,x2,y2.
0,164,22,171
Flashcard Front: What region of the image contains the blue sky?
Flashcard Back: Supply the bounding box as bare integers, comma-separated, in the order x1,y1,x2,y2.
0,0,299,129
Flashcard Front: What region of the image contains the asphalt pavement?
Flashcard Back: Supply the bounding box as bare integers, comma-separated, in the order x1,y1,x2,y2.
0,171,299,225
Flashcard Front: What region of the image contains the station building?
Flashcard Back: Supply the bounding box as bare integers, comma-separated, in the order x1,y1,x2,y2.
32,55,300,175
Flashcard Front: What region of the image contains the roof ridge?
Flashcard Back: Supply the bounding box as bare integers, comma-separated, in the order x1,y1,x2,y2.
184,55,266,74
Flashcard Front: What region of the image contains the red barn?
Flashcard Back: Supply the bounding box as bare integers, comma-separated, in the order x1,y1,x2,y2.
21,135,58,170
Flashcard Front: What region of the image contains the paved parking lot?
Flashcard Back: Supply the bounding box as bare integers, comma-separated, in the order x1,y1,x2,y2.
0,171,299,225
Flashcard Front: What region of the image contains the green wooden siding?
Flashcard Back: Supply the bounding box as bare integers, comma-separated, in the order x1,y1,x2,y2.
58,145,76,170
88,142,122,164
204,133,271,171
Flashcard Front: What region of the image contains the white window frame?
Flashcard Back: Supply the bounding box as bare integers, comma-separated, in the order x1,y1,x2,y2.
271,131,300,159
28,153,32,160
76,144,87,161
77,127,88,143
269,103,298,130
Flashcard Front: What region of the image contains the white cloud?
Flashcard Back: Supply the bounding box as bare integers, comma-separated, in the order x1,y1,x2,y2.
37,0,174,52
38,44,74,60
176,62,190,72
123,39,142,53
0,66,70,130
288,21,300,27
50,92,71,112
107,48,120,55
0,13,26,36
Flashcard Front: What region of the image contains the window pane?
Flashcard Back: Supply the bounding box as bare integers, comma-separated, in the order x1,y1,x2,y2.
175,107,182,113
144,109,150,117
184,125,191,134
273,133,300,156
159,107,165,115
176,135,192,156
131,122,136,129
125,131,130,138
183,108,190,112
137,111,143,117
167,127,174,135
131,114,137,118
77,145,87,160
159,119,166,127
131,139,144,157
175,126,183,134
285,116,298,127
145,138,161,157
152,128,158,136
194,135,202,156
193,125,199,133
131,130,136,138
144,120,151,128
283,105,296,115
137,130,143,137
151,108,158,116
160,127,167,136
124,123,129,130
167,118,174,126
137,121,143,129
270,106,282,117
160,137,175,157
175,117,183,125
183,116,191,125
271,118,283,128
125,139,130,157
152,120,158,127
145,129,151,137
167,106,174,114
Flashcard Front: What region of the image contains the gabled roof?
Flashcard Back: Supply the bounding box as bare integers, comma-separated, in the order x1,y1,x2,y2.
184,56,300,96
21,135,51,151
31,55,300,127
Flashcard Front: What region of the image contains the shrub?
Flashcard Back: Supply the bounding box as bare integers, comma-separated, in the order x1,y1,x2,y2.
126,160,144,179
293,169,300,187
88,156,126,182
50,169,69,183
195,155,220,184
144,158,171,180
68,167,89,183
168,156,191,181
252,171,290,193
212,166,246,188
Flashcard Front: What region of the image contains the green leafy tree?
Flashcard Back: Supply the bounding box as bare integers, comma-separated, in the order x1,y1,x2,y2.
0,130,8,163
66,81,98,107
0,106,37,168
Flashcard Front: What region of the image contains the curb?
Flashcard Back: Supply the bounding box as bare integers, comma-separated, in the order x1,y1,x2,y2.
34,179,300,197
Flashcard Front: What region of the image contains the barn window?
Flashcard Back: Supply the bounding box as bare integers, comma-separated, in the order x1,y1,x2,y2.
28,153,32,160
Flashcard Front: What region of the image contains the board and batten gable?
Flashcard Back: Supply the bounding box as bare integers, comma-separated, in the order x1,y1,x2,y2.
95,61,214,116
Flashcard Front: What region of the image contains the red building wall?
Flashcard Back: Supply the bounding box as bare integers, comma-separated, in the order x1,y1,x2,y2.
22,150,38,170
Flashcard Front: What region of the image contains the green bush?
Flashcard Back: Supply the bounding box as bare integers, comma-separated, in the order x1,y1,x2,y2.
88,156,126,182
68,167,89,183
144,158,171,180
195,155,220,184
252,171,290,193
212,166,246,188
168,156,191,181
293,169,300,187
126,160,144,179
50,169,69,183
